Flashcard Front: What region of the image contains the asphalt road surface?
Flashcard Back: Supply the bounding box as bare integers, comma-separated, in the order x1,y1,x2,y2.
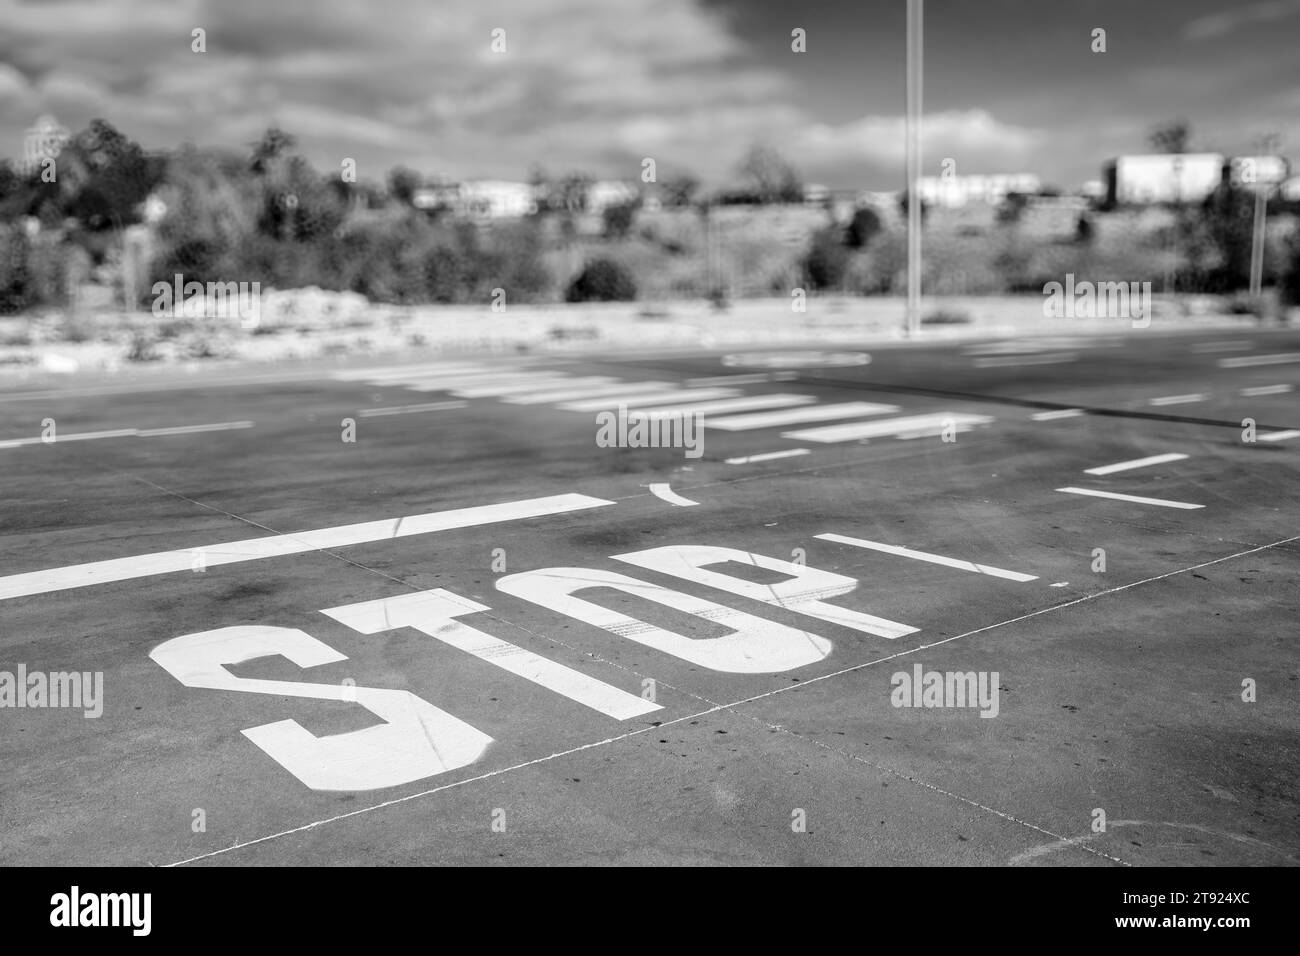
2,324,1297,866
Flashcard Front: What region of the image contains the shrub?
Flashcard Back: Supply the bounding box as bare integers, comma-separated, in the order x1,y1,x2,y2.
602,202,637,240
565,257,637,302
845,207,883,249
801,227,850,291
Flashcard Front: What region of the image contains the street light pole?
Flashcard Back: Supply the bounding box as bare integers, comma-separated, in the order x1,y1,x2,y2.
1249,133,1279,302
905,0,923,337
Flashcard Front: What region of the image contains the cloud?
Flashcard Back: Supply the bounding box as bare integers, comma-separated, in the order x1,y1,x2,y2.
1183,0,1300,40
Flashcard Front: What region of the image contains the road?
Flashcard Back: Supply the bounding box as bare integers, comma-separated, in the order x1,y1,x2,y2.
1,324,1297,866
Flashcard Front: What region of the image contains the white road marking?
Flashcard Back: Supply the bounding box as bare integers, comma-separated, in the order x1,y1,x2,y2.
0,428,139,448
151,625,491,791
0,493,614,602
172,532,1300,866
404,371,567,392
456,376,615,399
613,544,918,641
504,381,676,404
973,353,1078,368
1219,353,1300,368
137,421,255,437
706,401,900,431
725,448,811,465
498,565,836,672
1259,429,1300,442
359,401,467,417
1149,393,1207,406
636,394,816,418
1190,341,1251,353
560,388,741,412
1055,487,1204,509
1083,453,1189,475
0,422,253,448
1240,384,1293,396
322,590,660,720
647,483,698,507
332,363,496,382
816,533,1037,582
784,412,994,443
1031,408,1084,421
685,372,799,387
450,376,586,397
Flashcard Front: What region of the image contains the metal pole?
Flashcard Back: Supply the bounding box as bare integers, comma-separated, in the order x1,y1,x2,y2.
905,0,923,336
1248,134,1277,301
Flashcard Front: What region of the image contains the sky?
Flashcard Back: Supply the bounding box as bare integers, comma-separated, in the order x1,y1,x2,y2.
0,0,1297,191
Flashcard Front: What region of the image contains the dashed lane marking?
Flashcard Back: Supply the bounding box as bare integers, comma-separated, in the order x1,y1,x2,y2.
0,422,253,448
1083,453,1189,476
0,493,614,602
1219,353,1300,368
1259,429,1300,442
1240,384,1293,397
725,448,811,465
1031,408,1084,421
816,533,1037,582
1055,487,1204,509
1149,394,1207,406
359,402,467,417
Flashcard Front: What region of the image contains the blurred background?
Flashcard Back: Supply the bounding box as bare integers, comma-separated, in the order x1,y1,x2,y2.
0,0,1298,367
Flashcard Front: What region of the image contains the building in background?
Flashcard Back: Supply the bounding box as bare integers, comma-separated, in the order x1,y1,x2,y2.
917,172,1041,208
1103,153,1224,205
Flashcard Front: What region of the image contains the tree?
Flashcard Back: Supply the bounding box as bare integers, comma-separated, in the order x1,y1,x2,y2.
602,201,637,239
661,173,700,208
845,206,883,249
250,128,297,174
736,144,802,204
387,166,422,206
1149,119,1191,154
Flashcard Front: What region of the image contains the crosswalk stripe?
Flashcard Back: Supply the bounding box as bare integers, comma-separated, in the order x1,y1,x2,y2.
636,394,816,418
705,401,899,431
333,363,496,382
504,381,678,404
450,377,589,397
783,412,993,443
559,388,742,412
403,371,566,392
